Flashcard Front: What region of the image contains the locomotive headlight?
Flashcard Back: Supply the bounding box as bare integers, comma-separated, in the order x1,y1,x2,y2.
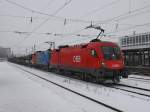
101,62,106,67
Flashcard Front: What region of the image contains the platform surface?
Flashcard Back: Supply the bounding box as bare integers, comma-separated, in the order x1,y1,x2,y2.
0,62,111,112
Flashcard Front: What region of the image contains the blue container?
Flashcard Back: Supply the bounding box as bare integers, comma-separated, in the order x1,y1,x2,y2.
35,50,51,66
40,50,50,65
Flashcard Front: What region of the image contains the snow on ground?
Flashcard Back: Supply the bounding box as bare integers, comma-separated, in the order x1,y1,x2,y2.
10,62,150,112
129,74,150,80
121,75,150,90
0,61,114,112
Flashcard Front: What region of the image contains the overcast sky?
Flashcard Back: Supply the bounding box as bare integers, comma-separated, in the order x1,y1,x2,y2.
0,0,150,55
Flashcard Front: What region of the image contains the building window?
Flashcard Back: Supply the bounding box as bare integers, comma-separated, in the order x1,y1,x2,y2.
139,36,142,44
124,38,127,46
121,33,150,46
149,34,150,42
136,36,139,44
145,34,148,43
142,35,146,43
127,37,129,45
121,39,124,45
122,38,126,46
129,37,132,45
133,36,135,45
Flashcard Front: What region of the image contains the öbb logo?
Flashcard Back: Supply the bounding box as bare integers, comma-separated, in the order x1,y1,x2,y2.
73,56,81,63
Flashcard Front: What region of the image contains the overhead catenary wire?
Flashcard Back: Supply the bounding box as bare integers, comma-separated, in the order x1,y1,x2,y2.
33,0,56,21
4,0,150,27
3,0,92,24
113,9,150,22
40,0,56,11
0,14,83,23
0,30,52,35
3,0,150,54
2,20,150,40
24,0,72,46
5,0,150,36
31,0,72,33
0,30,103,38
60,2,150,40
105,21,150,35
66,3,150,38
95,3,150,24
5,0,72,35
5,0,150,25
0,14,31,19
6,0,73,47
59,33,122,45
6,21,150,48
60,22,150,44
80,0,120,18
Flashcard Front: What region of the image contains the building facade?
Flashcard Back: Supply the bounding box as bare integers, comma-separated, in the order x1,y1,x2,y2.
0,47,11,58
120,32,150,66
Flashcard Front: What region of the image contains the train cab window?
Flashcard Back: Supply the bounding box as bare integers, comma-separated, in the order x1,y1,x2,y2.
102,46,121,60
91,49,98,57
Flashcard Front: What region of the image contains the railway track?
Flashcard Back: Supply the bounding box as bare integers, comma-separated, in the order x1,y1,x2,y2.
126,66,150,76
15,65,123,112
116,83,150,92
15,63,150,99
110,83,150,98
96,83,150,98
128,78,150,84
129,77,150,81
49,71,150,98
128,76,150,83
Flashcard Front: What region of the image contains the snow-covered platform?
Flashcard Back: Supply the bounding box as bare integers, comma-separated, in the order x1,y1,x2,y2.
0,62,112,112
1,61,150,112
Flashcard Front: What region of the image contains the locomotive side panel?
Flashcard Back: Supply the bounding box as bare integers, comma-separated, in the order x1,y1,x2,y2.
55,45,102,73
85,47,101,69
50,50,60,68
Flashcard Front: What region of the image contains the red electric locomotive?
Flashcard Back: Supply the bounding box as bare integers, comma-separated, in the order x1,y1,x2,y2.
50,39,128,83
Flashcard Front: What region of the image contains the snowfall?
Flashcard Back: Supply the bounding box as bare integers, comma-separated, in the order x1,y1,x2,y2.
0,61,150,112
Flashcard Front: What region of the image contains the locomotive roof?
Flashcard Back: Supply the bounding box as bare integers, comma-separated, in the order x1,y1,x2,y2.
58,41,118,49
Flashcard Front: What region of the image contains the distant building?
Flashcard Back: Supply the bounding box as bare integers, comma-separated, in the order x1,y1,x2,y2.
0,47,11,58
119,32,150,66
120,32,150,50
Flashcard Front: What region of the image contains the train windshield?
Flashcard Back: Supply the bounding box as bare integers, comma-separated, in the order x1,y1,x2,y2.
101,46,121,60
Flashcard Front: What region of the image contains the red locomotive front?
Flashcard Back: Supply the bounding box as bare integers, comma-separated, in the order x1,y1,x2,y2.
50,40,128,83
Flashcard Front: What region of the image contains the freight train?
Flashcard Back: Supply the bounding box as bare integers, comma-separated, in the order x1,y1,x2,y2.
9,39,128,83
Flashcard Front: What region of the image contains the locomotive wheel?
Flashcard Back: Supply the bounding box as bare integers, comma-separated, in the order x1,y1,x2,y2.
95,77,105,83
112,76,120,83
81,73,86,81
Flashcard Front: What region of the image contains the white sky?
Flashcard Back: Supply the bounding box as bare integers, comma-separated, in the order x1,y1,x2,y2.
0,0,150,55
